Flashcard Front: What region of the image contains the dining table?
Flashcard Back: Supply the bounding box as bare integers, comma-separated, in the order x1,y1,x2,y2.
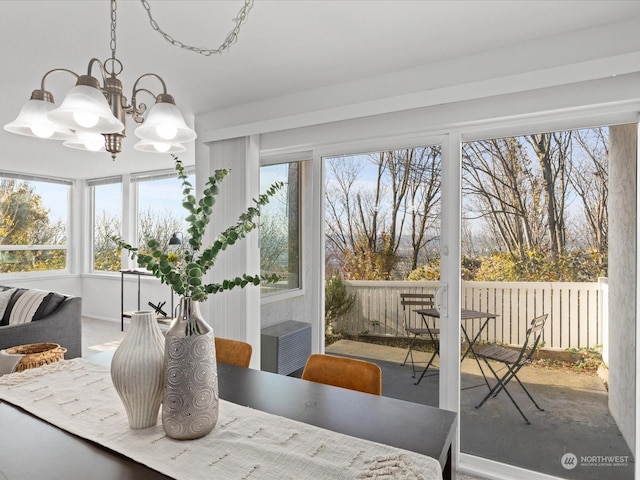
414,308,498,387
0,351,457,480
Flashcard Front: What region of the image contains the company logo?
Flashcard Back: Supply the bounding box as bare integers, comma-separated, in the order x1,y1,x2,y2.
561,453,578,470
561,452,630,469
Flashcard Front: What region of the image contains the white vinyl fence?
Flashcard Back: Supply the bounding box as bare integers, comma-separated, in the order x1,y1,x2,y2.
334,279,607,350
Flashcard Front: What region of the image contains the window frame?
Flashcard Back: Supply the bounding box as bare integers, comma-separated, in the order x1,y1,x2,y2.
259,158,305,298
87,167,197,274
88,175,123,273
0,171,72,275
133,167,195,254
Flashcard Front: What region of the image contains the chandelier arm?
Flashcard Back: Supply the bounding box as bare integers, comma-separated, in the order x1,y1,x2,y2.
130,73,169,116
131,73,168,97
133,87,158,100
86,58,111,86
39,69,80,91
140,0,254,56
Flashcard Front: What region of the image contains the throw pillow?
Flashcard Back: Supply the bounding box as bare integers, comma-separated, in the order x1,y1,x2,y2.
33,292,67,320
0,288,25,325
0,288,16,325
8,289,50,325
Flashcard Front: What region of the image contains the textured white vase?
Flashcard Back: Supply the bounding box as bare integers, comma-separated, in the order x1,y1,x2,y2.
111,310,165,429
162,297,219,440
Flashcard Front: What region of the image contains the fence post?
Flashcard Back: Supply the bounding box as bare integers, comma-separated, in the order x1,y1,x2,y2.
599,277,609,365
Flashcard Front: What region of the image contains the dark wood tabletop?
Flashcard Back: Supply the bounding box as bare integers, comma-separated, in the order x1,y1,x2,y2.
0,352,457,480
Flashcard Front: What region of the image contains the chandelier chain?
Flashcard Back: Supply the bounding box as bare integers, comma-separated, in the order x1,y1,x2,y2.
140,0,254,57
110,0,117,60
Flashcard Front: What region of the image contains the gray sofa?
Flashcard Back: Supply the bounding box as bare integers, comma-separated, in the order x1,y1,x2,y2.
0,287,82,359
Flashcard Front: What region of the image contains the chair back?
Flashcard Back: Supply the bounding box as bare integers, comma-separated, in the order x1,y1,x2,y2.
400,292,435,329
214,337,253,368
517,314,548,363
301,353,382,395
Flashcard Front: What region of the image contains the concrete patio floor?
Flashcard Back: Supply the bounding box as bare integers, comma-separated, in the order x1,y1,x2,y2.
325,339,635,480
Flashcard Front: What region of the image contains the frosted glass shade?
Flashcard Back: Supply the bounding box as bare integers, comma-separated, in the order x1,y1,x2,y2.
4,99,74,140
133,139,186,154
63,131,106,152
134,102,196,143
48,85,124,134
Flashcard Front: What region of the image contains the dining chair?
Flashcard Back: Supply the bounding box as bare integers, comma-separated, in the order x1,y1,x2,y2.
214,337,253,368
474,314,548,424
399,292,438,384
301,353,382,395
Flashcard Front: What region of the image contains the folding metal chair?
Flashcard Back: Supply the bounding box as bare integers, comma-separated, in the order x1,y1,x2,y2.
474,314,548,424
399,292,438,384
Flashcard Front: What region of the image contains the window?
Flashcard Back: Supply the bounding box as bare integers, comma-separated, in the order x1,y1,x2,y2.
325,146,441,282
89,169,194,273
135,170,195,253
90,178,122,272
260,162,301,294
458,126,633,478
0,173,70,272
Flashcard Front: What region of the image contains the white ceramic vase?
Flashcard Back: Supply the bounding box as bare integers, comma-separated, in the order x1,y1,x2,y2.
111,310,165,429
162,297,219,440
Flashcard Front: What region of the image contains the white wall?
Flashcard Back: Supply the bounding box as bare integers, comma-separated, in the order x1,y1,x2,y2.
81,274,175,325
200,137,263,369
0,275,81,298
608,124,637,453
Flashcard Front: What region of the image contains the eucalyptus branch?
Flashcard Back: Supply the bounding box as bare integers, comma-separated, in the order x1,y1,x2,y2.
112,156,284,302
194,182,284,273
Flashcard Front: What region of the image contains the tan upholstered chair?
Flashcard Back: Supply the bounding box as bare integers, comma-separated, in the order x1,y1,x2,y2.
214,337,252,368
301,353,382,395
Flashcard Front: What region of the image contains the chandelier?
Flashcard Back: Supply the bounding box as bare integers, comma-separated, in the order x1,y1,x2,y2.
3,0,253,160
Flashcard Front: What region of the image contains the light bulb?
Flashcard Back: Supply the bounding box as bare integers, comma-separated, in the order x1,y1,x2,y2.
80,132,104,151
156,123,178,140
31,125,54,138
73,111,99,129
153,142,171,153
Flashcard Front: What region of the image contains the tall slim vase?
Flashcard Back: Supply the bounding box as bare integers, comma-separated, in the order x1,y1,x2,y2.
110,310,165,429
162,297,219,440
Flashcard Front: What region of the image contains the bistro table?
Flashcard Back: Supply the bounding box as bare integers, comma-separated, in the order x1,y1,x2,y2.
0,351,457,480
414,308,498,387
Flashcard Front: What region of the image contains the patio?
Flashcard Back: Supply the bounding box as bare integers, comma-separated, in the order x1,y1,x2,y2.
325,339,634,480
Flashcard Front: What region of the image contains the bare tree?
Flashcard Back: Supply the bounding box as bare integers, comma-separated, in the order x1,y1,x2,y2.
138,209,183,252
526,132,571,258
94,211,122,271
462,138,544,260
259,211,288,272
404,147,441,271
325,147,441,279
325,159,369,263
571,128,608,254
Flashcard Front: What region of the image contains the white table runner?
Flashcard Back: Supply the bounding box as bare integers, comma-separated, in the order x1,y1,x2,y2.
0,359,441,480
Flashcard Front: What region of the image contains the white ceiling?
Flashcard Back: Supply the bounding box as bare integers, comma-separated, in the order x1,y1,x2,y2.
1,0,640,179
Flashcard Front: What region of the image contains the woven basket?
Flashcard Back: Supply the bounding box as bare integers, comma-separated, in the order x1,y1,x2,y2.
5,343,67,372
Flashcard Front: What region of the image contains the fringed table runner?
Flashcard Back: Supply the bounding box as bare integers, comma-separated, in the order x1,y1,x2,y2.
0,359,441,480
